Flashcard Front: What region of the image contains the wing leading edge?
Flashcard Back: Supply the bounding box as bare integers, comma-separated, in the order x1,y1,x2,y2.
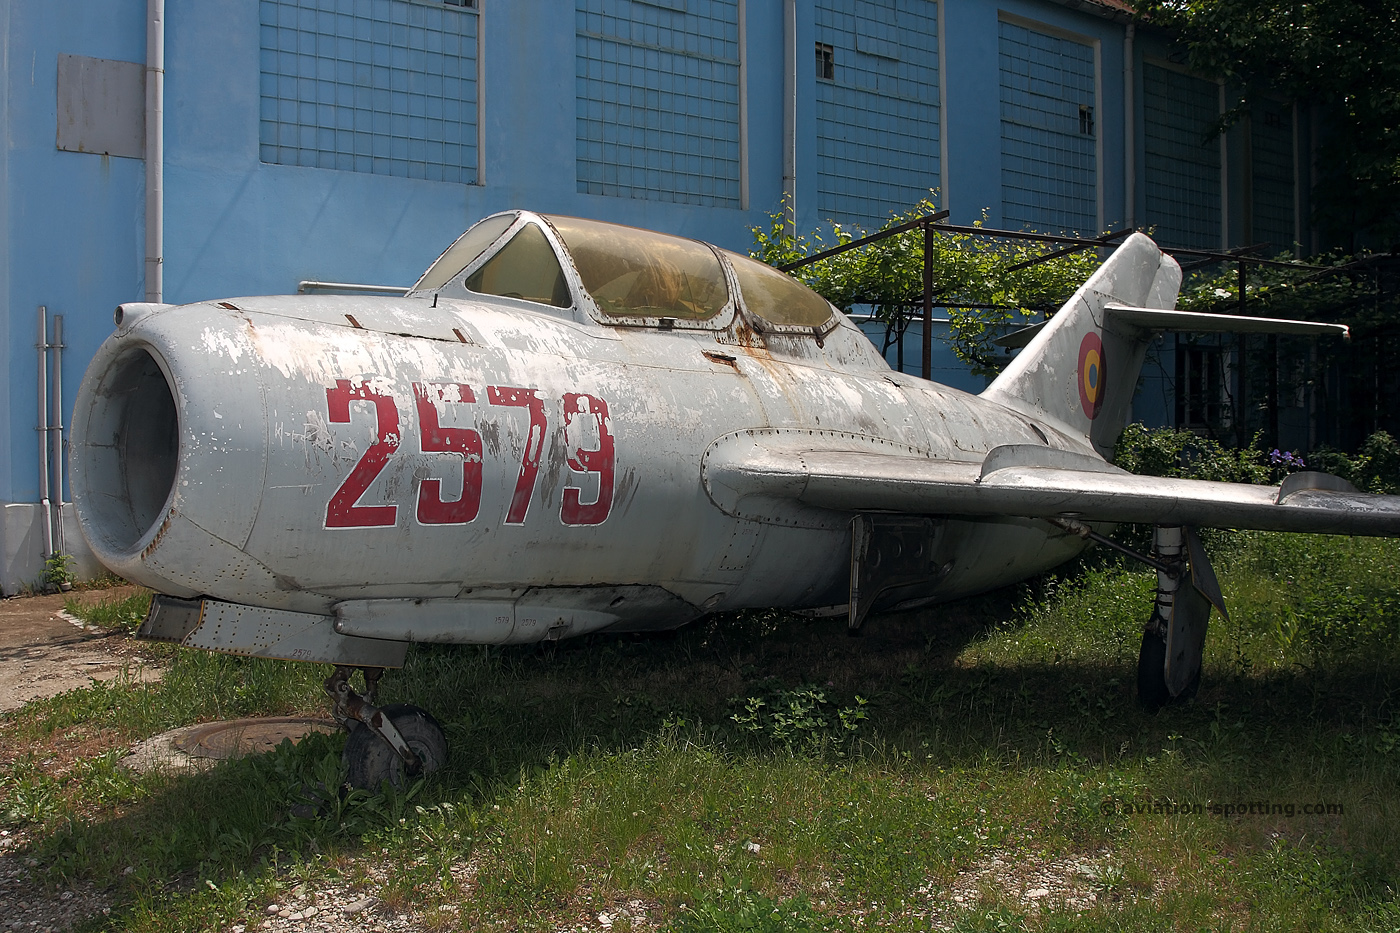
702,433,1400,537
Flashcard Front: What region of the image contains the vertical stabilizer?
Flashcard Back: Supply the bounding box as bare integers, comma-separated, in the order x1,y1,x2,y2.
982,232,1182,458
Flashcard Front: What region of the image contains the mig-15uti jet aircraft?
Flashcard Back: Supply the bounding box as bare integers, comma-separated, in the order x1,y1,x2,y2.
70,210,1400,788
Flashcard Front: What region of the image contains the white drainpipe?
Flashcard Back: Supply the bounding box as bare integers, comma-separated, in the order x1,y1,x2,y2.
51,314,67,562
145,0,164,302
37,308,53,563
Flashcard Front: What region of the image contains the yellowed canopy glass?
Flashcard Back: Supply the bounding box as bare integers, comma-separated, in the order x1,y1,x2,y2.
724,250,834,328
414,212,517,292
547,215,728,320
465,223,572,308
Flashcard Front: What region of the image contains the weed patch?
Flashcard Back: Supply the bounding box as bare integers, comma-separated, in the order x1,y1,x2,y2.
65,590,151,636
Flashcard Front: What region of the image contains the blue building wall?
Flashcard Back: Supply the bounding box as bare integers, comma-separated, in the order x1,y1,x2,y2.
0,0,1310,590
814,0,942,231
1141,62,1220,251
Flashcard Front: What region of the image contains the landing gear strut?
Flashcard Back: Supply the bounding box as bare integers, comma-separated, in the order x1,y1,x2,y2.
1049,520,1226,711
324,666,447,789
1136,526,1226,711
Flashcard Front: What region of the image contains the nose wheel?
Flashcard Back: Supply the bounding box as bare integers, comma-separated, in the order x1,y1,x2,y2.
343,702,448,790
324,666,448,789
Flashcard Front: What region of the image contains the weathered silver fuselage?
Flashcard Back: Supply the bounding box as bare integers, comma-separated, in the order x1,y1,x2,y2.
73,287,1090,644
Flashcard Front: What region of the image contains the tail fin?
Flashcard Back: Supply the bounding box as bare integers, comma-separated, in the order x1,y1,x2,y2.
983,233,1350,457
983,232,1180,458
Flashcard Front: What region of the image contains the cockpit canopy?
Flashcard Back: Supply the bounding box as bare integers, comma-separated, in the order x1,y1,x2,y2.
409,211,836,332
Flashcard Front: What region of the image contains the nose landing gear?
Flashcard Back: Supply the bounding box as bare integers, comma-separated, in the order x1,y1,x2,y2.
324,666,448,789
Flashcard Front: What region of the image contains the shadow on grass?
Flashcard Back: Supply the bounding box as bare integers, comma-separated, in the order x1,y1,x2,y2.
15,588,1400,929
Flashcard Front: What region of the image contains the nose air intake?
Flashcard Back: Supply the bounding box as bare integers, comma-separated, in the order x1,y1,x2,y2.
73,346,180,554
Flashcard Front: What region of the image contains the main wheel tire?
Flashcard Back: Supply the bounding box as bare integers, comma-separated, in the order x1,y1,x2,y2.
1176,658,1202,702
1136,630,1170,712
1136,631,1202,710
343,704,447,790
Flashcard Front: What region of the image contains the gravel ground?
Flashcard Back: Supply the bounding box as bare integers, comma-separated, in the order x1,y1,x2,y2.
1,829,112,932
239,884,422,933
0,589,160,713
1,824,436,933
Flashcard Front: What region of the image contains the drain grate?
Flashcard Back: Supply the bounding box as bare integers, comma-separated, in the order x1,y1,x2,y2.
172,716,339,760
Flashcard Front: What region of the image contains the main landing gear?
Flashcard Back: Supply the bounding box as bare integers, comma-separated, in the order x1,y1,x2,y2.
324,666,448,789
1050,521,1227,711
1136,526,1227,710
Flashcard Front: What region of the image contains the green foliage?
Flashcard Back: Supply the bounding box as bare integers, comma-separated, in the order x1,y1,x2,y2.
980,567,1157,670
1175,251,1376,324
11,646,326,744
65,590,152,635
1113,423,1272,484
668,886,847,933
949,907,1032,933
42,551,75,591
1115,423,1400,494
750,198,1105,376
1132,0,1400,247
728,681,868,754
0,758,63,826
1227,532,1400,664
1307,431,1400,494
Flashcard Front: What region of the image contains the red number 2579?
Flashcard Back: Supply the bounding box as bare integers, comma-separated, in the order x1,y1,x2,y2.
324,380,614,529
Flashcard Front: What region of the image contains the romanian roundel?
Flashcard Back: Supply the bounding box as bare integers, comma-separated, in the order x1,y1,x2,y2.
1078,332,1106,419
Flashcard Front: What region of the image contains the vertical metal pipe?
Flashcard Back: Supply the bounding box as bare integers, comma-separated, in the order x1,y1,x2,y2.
936,0,948,213
1308,336,1318,451
896,310,904,374
36,307,53,562
1267,332,1278,448
1092,38,1104,234
922,222,933,380
1292,101,1302,257
1241,111,1254,247
1236,262,1248,446
1122,24,1135,230
145,0,165,302
474,0,485,186
737,0,748,211
1218,83,1228,249
782,0,796,234
51,315,67,560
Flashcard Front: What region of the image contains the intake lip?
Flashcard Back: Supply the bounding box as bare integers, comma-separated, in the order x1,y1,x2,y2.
113,302,175,334
70,343,181,558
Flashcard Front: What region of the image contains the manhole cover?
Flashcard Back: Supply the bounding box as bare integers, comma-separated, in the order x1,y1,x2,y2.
173,716,339,760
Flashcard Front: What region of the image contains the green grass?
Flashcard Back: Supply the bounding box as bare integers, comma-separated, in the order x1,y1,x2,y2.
63,589,153,636
3,533,1400,931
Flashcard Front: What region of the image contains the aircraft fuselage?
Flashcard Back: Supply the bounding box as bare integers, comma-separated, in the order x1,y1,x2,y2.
75,291,1090,644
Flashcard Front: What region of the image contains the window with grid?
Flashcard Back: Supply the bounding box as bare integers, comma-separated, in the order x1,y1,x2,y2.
1142,64,1220,251
1175,338,1230,430
575,0,741,208
1252,106,1295,254
998,20,1097,234
259,0,479,183
814,0,940,231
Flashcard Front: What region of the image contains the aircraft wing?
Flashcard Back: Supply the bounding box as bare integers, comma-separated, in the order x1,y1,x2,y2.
703,434,1400,536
